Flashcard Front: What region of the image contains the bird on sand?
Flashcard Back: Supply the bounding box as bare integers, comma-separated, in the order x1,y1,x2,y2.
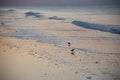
71,52,74,55
71,49,75,55
67,42,71,47
71,49,75,52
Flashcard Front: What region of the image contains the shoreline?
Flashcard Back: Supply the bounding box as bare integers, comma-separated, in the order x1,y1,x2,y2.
0,6,120,80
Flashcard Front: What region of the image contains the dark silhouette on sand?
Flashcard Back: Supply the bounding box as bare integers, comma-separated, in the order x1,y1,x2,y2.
67,42,75,55
72,20,120,34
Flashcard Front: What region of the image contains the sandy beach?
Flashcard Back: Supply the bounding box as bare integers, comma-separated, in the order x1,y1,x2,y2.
0,6,120,80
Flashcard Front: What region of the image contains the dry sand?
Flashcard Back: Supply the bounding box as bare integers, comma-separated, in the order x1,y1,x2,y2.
0,25,120,80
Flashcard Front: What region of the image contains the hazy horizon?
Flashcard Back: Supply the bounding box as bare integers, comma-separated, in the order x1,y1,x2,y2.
0,0,120,6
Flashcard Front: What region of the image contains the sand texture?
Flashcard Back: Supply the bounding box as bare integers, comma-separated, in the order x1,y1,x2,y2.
0,6,120,80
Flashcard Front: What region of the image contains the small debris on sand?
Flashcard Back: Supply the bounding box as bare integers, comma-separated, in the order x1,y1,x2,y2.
43,73,47,75
74,71,79,74
95,61,99,64
86,76,92,79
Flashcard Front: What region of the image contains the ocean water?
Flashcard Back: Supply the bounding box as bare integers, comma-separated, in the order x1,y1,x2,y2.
1,5,120,17
0,5,120,53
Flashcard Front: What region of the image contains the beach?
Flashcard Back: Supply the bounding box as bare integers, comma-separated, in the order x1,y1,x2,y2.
0,6,120,80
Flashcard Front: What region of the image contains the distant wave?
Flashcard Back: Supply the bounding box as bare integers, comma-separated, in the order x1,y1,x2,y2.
0,9,16,15
24,12,44,18
72,20,120,34
8,9,15,11
48,16,65,20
